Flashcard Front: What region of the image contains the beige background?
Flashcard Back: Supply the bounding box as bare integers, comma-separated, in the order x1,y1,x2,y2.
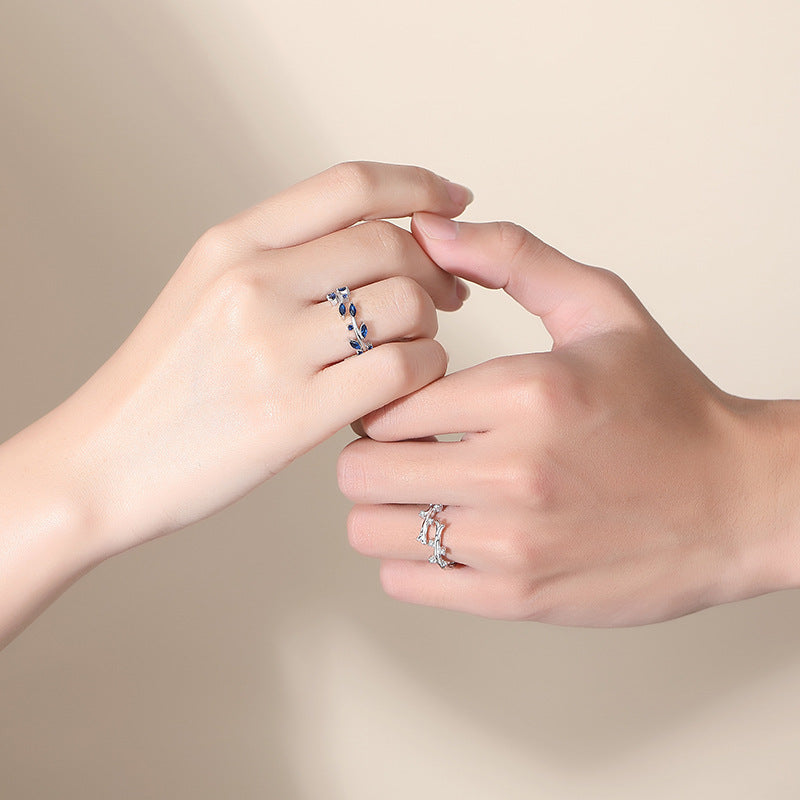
1,1,800,797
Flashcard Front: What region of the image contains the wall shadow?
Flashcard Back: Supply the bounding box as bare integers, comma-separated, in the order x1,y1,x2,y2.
0,1,321,797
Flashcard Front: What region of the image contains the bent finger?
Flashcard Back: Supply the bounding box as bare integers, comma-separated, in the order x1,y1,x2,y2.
378,560,538,620
311,339,448,436
278,220,467,311
227,161,474,251
359,356,548,441
348,504,537,572
303,278,438,368
337,438,489,506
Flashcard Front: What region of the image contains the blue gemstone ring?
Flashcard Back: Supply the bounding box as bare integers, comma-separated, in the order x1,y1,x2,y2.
326,287,373,356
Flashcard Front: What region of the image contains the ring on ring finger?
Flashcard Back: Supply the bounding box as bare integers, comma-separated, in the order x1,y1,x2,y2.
309,277,438,367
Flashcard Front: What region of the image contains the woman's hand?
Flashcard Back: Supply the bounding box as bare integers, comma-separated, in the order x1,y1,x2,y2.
0,162,472,644
70,163,475,552
338,213,800,626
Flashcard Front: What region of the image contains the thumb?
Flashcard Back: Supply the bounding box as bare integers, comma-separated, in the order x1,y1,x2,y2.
411,212,646,347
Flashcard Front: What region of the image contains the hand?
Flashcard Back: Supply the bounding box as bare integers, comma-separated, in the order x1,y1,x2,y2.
338,213,800,626
18,162,472,561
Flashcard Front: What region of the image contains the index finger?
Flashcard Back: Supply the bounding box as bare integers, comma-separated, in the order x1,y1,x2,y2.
225,161,474,250
360,354,548,441
360,359,501,441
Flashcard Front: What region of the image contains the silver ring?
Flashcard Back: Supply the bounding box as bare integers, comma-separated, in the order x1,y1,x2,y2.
418,503,455,569
326,286,373,355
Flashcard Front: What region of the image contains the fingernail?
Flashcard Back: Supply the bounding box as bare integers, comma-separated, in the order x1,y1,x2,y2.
415,212,459,241
456,279,471,301
445,180,474,206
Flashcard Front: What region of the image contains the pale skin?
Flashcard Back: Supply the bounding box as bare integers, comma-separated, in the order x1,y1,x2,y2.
0,162,474,647
4,163,800,646
339,212,800,626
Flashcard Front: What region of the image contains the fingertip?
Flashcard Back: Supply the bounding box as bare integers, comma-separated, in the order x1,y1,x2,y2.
336,436,367,498
425,337,449,384
436,277,471,312
335,447,349,495
358,411,379,440
413,211,460,242
435,338,450,375
443,180,474,208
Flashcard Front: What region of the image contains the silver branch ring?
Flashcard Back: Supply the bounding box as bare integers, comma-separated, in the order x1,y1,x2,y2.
418,503,456,569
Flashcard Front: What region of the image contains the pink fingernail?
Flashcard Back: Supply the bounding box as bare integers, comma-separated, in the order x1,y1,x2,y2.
456,279,471,301
416,212,459,241
445,180,474,206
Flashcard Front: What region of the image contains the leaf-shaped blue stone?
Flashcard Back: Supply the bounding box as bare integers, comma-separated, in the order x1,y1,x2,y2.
349,340,360,350
360,323,368,337
339,303,346,316
349,303,356,317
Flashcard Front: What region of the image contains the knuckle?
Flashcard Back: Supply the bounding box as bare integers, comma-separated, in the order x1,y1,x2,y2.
194,223,238,264
489,454,552,509
504,372,547,415
593,266,631,297
501,583,533,621
330,160,379,201
486,527,543,574
506,367,567,419
212,265,262,303
372,344,417,390
409,164,441,199
196,268,275,400
386,275,430,324
362,219,408,260
487,354,577,422
378,341,447,389
208,266,265,328
590,267,649,323
494,577,551,622
493,221,553,279
519,581,556,622
495,221,537,264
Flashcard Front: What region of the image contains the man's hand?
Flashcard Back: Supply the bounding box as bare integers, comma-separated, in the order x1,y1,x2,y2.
338,213,800,626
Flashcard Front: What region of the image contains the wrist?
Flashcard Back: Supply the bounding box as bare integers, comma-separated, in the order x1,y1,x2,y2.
0,409,106,644
1,418,103,561
725,396,800,598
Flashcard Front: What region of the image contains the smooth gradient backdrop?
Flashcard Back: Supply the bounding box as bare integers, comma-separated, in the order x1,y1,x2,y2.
1,1,799,797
